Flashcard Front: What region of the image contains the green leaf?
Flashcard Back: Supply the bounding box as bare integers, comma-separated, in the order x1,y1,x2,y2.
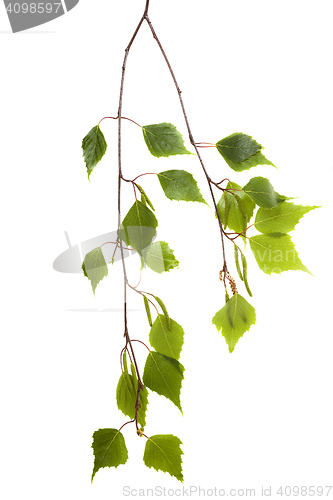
143,351,184,413
82,125,107,180
212,294,256,352
216,132,261,162
234,194,248,232
217,182,255,233
254,202,319,233
234,245,243,281
82,247,108,295
249,233,311,274
142,123,192,158
157,170,207,204
242,177,288,208
143,295,153,327
143,434,184,482
222,150,276,172
149,314,184,361
136,184,155,211
116,353,148,428
154,296,171,330
216,133,275,171
91,428,128,482
222,191,230,229
119,200,158,254
142,241,179,273
241,253,252,297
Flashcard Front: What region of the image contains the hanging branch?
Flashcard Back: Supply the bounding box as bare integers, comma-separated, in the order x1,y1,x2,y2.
78,0,319,485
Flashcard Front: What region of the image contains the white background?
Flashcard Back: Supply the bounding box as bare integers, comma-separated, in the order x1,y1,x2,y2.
1,1,332,498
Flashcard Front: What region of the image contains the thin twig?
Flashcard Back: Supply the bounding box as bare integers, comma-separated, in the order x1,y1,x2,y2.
144,14,228,271
116,2,150,414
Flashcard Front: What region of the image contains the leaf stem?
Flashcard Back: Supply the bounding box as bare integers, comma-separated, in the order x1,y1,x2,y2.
131,339,151,352
132,172,157,182
98,116,142,127
119,419,135,432
194,142,216,148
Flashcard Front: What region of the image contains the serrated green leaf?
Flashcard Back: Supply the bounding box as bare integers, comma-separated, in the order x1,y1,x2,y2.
212,294,256,352
149,314,184,361
216,133,261,162
143,351,184,413
154,296,171,330
242,177,288,208
216,133,275,171
118,200,158,254
116,355,148,428
136,184,155,211
157,169,207,204
254,202,320,233
143,295,153,327
82,247,108,295
222,150,276,172
142,123,192,158
143,434,184,482
217,182,255,233
249,232,311,274
141,241,179,273
91,428,128,482
82,125,107,180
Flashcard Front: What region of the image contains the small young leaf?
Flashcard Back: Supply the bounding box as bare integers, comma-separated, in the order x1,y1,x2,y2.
140,191,147,206
118,200,158,254
154,296,171,330
234,245,244,281
142,123,192,158
254,202,320,233
142,241,179,273
91,428,128,482
157,170,207,204
217,182,255,233
212,294,256,352
216,133,275,171
143,351,184,413
143,434,184,482
82,125,107,180
242,177,288,208
136,184,155,211
143,295,153,327
249,232,311,274
82,247,108,295
149,314,184,361
241,253,252,297
222,191,230,229
116,357,148,429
